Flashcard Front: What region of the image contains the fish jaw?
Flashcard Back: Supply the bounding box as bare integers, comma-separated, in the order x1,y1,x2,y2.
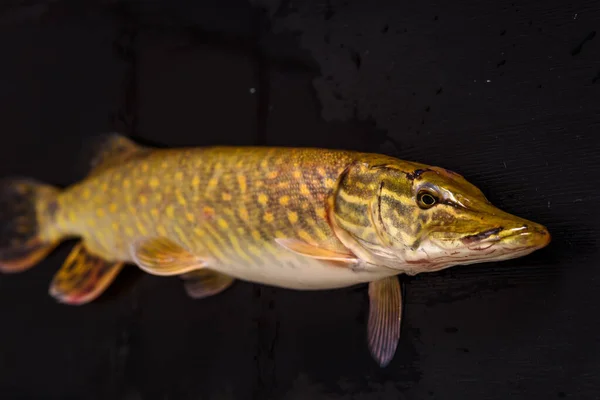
399,213,551,275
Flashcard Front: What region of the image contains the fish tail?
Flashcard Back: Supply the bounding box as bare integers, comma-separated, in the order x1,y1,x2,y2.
0,178,63,273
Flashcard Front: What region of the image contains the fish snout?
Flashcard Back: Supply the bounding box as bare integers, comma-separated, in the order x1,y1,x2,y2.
459,217,551,252
499,221,551,249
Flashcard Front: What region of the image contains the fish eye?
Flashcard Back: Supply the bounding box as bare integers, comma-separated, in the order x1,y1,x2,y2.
416,189,438,209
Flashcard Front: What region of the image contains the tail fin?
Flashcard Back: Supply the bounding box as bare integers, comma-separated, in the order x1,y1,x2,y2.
0,178,61,273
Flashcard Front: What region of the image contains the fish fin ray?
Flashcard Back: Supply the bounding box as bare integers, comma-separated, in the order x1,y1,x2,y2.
0,178,62,273
87,133,148,176
367,276,402,367
180,270,235,299
275,238,358,263
49,242,124,305
131,237,206,276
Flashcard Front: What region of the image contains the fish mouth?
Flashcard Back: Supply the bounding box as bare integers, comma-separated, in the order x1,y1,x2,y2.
461,227,504,246
403,221,551,273
461,224,551,251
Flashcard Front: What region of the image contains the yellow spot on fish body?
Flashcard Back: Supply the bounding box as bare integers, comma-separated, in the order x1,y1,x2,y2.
222,192,232,201
239,207,249,221
100,182,109,191
141,163,149,172
258,193,268,205
275,230,286,238
299,230,312,243
300,184,310,196
317,167,326,177
192,176,200,188
267,171,278,179
96,209,105,218
252,230,262,241
166,205,175,218
279,196,290,206
208,178,218,188
186,212,195,222
111,222,119,231
264,212,274,223
140,195,148,205
136,222,148,235
175,171,184,181
82,188,91,200
288,211,298,224
125,226,134,236
237,227,245,235
193,227,205,237
315,206,327,219
176,192,187,206
151,208,159,218
161,161,168,169
293,170,302,179
157,225,168,236
237,175,247,194
325,178,335,187
123,179,131,189
150,178,159,188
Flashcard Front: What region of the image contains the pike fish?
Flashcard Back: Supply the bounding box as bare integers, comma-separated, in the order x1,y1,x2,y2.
0,133,550,366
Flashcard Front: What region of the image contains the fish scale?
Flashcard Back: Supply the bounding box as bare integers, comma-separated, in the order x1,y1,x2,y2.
0,133,550,368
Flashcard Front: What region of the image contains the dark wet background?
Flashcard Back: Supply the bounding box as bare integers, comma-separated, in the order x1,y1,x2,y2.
0,0,599,399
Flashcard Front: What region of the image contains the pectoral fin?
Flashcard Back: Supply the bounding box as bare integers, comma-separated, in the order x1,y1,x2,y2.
131,237,206,276
367,276,402,367
275,238,358,263
49,242,124,305
180,270,235,299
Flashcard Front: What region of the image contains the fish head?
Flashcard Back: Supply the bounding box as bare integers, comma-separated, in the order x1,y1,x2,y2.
333,160,551,274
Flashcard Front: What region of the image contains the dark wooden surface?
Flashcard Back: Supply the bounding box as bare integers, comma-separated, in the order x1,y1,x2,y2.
0,0,598,399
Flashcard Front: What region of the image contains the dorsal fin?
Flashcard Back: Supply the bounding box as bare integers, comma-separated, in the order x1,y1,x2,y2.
87,133,148,176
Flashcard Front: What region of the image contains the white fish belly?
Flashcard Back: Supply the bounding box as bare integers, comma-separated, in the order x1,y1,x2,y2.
212,249,396,290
